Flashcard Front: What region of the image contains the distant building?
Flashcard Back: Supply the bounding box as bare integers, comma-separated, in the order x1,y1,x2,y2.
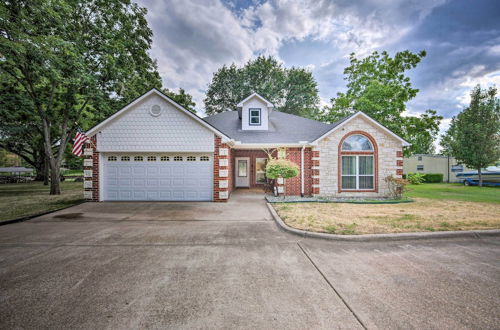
403,154,472,183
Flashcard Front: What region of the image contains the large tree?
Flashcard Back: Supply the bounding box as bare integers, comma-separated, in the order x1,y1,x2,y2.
204,56,320,119
163,88,196,113
0,0,161,194
440,85,500,186
322,50,442,155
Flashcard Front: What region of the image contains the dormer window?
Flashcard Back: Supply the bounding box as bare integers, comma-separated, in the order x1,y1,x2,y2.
249,108,261,126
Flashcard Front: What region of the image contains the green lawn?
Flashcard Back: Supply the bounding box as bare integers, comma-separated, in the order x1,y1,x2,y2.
61,169,83,176
405,183,500,204
0,181,84,223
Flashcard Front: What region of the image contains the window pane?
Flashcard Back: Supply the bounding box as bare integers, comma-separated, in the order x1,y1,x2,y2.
342,156,356,175
342,135,373,151
249,108,261,124
342,176,356,189
256,158,267,183
359,176,374,189
359,156,373,175
238,160,247,177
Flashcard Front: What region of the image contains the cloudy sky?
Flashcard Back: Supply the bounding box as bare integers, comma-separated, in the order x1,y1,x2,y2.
138,0,500,144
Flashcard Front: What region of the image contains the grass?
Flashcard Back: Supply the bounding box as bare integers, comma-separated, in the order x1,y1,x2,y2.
0,181,84,223
273,183,500,235
61,169,83,176
405,183,500,204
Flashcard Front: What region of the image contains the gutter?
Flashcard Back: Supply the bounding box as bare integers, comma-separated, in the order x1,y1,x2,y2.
301,145,305,197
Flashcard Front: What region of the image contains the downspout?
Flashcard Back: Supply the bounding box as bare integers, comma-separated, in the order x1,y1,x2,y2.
301,145,305,197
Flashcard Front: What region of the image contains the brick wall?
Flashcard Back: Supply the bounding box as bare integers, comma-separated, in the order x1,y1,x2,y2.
83,135,99,201
213,135,231,202
283,147,313,196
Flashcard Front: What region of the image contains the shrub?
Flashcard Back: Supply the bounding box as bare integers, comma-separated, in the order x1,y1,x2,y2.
265,159,299,180
407,172,425,185
423,173,443,183
384,175,409,199
266,159,300,197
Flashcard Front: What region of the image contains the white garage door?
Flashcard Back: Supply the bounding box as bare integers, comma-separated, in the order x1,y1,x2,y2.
102,154,213,201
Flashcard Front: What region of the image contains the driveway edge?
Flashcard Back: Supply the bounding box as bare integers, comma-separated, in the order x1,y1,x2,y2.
266,203,500,241
0,201,87,226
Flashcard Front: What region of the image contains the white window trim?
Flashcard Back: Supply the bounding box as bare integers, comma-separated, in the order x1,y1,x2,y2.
341,155,374,190
249,108,261,126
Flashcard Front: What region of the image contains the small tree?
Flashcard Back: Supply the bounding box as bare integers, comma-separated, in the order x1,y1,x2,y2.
441,85,500,186
384,175,408,199
265,159,299,196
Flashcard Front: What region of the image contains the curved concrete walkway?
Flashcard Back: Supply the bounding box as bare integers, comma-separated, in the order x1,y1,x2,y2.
0,190,499,329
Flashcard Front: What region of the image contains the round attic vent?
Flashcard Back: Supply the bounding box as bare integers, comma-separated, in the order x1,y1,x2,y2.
150,104,162,117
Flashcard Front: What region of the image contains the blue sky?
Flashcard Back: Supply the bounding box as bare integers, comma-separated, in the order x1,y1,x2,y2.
139,0,500,145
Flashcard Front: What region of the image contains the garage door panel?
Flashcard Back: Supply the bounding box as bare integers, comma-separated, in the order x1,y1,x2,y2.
133,167,146,175
103,154,213,201
119,167,132,175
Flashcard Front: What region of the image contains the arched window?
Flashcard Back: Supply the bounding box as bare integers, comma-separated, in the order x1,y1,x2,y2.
341,134,373,151
339,133,377,191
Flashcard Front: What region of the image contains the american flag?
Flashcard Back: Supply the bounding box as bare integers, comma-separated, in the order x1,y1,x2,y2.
72,131,89,157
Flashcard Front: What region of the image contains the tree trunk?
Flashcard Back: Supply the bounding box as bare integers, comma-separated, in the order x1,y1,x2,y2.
49,162,61,194
478,167,482,187
43,156,49,185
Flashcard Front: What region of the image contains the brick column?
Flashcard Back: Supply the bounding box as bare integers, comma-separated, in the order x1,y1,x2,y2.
311,149,320,195
396,150,403,177
213,135,231,202
83,135,99,201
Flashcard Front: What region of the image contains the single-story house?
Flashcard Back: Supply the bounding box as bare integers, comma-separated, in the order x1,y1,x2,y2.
83,88,409,202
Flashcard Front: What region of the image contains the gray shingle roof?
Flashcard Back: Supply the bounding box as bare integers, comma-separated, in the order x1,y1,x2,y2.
203,110,352,144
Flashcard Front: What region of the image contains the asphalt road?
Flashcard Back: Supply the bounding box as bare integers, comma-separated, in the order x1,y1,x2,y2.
1,193,499,329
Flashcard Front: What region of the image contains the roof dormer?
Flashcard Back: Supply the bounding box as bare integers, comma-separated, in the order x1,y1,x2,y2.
237,93,274,131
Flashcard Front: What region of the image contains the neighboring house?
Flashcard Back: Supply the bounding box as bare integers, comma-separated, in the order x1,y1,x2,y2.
83,89,409,202
403,154,472,183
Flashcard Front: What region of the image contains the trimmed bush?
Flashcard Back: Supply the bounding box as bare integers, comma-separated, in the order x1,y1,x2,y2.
407,172,425,185
265,159,299,180
423,173,444,183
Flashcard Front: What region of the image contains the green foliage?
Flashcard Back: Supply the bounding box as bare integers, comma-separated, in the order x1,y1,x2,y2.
322,50,442,155
204,56,320,119
422,173,443,183
163,88,196,113
0,0,161,194
406,172,426,185
265,159,300,180
440,85,500,186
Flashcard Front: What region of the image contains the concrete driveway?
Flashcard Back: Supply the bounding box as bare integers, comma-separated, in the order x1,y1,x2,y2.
0,190,499,329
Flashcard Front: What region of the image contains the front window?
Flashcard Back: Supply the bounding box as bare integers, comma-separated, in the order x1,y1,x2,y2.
340,133,376,191
341,156,374,190
249,108,261,126
256,158,267,183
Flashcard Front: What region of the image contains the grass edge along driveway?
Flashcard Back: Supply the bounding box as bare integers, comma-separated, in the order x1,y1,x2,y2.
273,184,500,235
0,181,84,223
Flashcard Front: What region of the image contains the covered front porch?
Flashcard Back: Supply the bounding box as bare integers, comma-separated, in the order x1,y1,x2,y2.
228,147,315,197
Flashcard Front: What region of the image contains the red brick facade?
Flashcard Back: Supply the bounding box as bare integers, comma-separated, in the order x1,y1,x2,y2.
84,135,99,201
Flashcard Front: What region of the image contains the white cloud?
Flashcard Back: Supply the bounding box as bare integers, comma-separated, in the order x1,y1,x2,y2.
137,0,446,113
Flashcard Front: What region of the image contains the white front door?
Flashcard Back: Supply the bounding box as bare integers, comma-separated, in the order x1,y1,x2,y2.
102,153,213,201
235,157,250,187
